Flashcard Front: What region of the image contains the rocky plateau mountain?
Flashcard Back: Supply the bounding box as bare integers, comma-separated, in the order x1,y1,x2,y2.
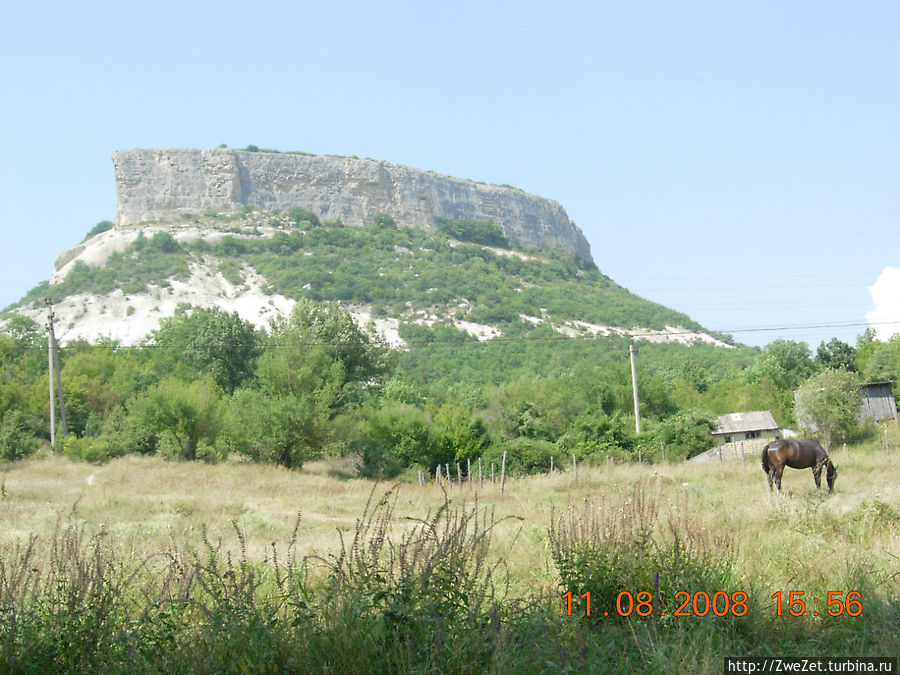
3,147,729,349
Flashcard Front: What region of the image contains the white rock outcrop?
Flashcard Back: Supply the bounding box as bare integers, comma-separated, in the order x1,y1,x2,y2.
112,148,594,263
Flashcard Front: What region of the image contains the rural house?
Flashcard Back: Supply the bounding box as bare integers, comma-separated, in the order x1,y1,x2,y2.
711,411,780,445
688,411,781,464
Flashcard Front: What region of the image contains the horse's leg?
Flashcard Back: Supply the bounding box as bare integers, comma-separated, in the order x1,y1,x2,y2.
813,466,822,490
775,466,784,491
767,467,775,490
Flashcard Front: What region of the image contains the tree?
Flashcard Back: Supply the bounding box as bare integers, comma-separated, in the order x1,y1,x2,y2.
128,376,225,460
263,299,392,397
145,231,181,254
3,315,47,376
815,338,857,372
743,339,817,425
745,339,815,391
854,329,879,374
794,368,862,452
148,307,260,394
239,300,393,467
859,338,900,386
651,409,716,461
226,388,333,468
360,403,436,477
59,343,135,436
433,401,490,463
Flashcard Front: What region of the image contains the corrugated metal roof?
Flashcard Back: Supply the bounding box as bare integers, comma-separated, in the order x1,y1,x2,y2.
713,410,778,435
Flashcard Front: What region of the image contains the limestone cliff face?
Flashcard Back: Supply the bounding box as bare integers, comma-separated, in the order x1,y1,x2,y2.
112,148,593,263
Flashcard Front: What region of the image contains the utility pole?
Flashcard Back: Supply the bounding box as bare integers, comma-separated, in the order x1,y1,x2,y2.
48,308,55,446
46,300,67,445
630,342,641,434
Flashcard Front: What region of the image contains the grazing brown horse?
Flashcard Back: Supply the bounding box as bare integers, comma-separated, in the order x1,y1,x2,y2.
761,439,837,492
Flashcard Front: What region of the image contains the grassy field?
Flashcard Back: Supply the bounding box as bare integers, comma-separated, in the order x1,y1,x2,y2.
1,432,898,673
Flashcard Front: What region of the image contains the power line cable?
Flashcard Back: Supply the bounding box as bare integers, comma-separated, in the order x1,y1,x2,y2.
4,318,892,352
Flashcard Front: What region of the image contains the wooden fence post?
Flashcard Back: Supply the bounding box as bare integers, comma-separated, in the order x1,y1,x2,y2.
572,454,577,481
661,442,666,464
550,455,554,473
467,458,472,488
500,451,507,493
478,457,483,489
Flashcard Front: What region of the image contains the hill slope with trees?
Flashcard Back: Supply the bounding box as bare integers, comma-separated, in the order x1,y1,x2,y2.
1,209,894,476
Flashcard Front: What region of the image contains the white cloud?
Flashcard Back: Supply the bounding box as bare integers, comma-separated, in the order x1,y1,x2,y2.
866,266,900,340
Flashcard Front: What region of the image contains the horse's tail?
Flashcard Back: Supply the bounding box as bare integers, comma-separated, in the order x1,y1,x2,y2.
761,443,771,474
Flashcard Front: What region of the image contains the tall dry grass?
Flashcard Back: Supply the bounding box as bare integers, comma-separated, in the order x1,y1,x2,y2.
1,431,898,672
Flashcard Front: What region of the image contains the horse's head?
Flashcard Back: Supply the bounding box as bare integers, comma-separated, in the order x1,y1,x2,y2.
825,460,838,492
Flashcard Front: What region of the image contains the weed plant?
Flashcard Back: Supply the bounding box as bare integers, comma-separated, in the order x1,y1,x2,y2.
1,454,898,673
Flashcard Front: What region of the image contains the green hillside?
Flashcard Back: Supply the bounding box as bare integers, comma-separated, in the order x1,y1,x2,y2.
16,210,707,336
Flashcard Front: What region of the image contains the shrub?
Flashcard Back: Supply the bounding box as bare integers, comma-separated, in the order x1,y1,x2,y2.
315,487,517,667
62,434,127,463
436,218,509,247
360,404,438,477
128,377,225,461
483,437,556,475
371,212,397,229
652,409,716,461
215,236,248,257
147,231,181,254
267,231,303,256
287,207,321,228
96,405,158,455
0,409,39,461
81,220,114,242
549,483,739,622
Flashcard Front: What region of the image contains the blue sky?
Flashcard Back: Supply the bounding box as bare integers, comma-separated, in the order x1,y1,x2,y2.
1,1,897,348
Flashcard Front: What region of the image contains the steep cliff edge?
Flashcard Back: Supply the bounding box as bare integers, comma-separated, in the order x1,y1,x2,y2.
112,148,594,263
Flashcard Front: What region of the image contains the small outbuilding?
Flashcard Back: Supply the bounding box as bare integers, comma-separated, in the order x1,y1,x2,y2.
711,410,780,445
858,382,898,423
794,381,898,431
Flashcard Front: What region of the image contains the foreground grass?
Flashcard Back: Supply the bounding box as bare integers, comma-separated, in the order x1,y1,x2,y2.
1,440,898,673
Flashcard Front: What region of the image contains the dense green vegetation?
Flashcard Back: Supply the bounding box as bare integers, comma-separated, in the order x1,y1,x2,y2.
1,210,897,475
18,230,189,306
11,211,702,333
0,294,895,474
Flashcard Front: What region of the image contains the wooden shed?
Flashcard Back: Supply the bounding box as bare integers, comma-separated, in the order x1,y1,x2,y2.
794,381,898,430
858,382,898,423
711,411,780,445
